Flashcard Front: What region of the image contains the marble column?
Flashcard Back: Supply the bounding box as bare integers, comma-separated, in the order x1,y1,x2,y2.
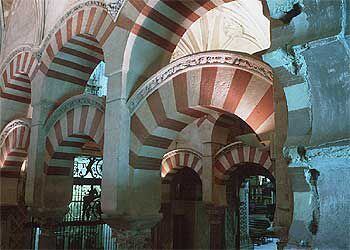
206,204,226,250
101,70,131,215
26,100,55,208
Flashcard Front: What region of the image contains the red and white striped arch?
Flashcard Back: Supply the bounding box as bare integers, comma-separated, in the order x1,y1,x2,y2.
44,104,104,176
161,149,202,178
0,120,30,178
120,0,238,95
123,0,235,53
0,51,36,104
214,142,272,184
130,65,274,169
36,5,115,88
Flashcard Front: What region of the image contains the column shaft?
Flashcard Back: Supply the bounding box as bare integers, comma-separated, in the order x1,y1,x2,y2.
206,205,225,250
101,71,131,215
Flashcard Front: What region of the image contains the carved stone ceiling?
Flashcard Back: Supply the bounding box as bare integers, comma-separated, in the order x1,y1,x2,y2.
171,0,271,61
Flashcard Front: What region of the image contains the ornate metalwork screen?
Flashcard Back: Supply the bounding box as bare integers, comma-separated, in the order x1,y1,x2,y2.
31,156,115,250
56,156,115,249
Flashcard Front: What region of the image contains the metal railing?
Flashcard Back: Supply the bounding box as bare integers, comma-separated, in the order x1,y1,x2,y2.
30,157,116,249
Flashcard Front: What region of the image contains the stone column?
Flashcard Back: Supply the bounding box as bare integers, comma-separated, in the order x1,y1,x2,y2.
26,99,55,208
206,204,226,250
271,77,293,248
101,70,131,215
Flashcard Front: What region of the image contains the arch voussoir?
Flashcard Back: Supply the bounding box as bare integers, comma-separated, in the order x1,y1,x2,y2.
128,51,274,170
43,95,105,176
213,142,273,185
161,149,203,179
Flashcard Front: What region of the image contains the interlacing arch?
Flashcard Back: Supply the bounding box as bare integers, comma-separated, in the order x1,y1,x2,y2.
0,50,36,104
44,95,104,176
0,119,31,178
161,149,203,178
213,142,273,184
35,3,115,88
129,51,274,170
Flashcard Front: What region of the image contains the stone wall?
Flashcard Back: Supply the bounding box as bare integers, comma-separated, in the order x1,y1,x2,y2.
312,157,350,250
287,144,350,249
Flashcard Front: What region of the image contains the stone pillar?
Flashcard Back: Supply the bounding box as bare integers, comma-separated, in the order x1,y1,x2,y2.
104,167,162,248
26,100,55,208
101,69,162,247
198,120,215,203
206,204,226,250
101,70,131,215
271,77,293,247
